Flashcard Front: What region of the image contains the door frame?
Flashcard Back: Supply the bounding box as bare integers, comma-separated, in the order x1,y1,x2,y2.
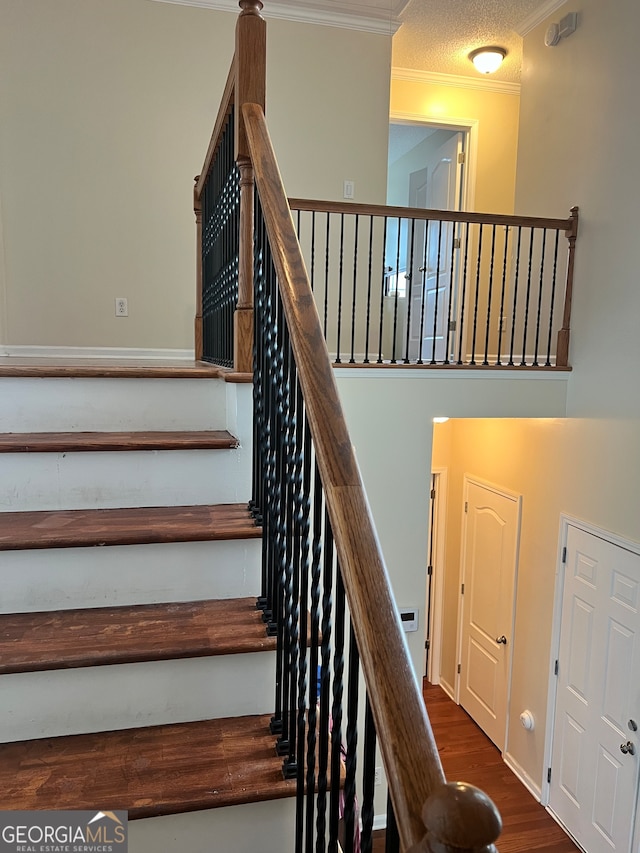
543,514,640,808
426,467,448,684
454,474,522,750
389,112,478,213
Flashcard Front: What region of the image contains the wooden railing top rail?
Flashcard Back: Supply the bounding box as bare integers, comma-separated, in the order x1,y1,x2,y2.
244,101,446,853
289,197,578,236
195,59,236,200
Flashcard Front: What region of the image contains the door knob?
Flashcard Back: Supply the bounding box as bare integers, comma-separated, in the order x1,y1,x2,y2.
620,741,636,755
495,635,507,645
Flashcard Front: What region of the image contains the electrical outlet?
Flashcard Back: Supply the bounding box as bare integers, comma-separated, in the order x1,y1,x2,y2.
343,180,355,200
115,297,128,317
375,767,382,786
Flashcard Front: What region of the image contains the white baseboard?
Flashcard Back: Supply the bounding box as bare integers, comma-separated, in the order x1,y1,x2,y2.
503,751,542,801
1,345,195,360
439,676,456,702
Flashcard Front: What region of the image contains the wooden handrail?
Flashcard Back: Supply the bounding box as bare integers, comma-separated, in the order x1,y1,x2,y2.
243,100,458,852
289,197,575,233
195,59,236,201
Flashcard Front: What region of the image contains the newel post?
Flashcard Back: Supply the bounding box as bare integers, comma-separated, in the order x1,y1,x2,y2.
556,205,579,368
411,782,502,853
234,0,266,374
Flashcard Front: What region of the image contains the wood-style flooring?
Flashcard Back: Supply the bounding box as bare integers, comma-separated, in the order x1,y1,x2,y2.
373,682,579,853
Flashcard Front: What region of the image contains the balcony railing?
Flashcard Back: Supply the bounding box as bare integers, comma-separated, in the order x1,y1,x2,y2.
290,200,578,369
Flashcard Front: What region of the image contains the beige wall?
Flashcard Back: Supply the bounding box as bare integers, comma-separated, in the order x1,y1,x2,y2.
432,0,640,796
390,77,520,214
0,0,390,349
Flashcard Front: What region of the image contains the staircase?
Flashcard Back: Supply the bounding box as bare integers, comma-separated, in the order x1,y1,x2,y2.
0,360,297,853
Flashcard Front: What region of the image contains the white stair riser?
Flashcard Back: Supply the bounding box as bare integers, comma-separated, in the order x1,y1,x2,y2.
130,799,295,853
3,652,276,742
0,378,227,432
0,539,262,613
0,447,251,511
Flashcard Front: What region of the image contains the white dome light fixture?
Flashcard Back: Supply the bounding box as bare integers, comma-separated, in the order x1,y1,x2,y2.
469,46,507,74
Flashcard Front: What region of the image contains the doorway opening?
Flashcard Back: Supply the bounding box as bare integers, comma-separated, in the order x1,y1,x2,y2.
386,119,472,362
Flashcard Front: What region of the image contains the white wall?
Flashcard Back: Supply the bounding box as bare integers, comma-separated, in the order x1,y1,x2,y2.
0,0,390,350
335,370,568,680
430,0,640,796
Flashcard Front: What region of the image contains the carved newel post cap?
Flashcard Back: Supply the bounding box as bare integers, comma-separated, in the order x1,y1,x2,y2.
422,781,502,853
238,0,264,15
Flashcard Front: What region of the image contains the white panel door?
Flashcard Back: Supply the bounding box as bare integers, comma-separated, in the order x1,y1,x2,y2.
458,479,521,750
550,526,640,853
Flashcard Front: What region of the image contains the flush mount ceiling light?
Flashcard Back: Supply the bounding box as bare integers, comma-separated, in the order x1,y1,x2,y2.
469,46,507,74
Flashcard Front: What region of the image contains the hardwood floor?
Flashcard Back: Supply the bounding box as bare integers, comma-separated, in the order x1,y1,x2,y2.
373,681,579,853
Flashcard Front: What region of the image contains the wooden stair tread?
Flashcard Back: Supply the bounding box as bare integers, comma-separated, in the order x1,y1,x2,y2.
0,503,261,551
0,598,275,675
0,357,222,378
0,430,239,453
0,714,295,818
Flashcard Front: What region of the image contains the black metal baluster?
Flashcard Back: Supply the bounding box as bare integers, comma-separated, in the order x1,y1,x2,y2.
546,230,561,366
444,223,458,364
316,510,334,852
384,794,400,853
430,221,443,364
294,384,311,849
360,696,377,853
496,226,510,366
470,223,484,365
335,214,345,364
363,217,374,364
521,228,535,366
377,218,389,364
350,214,359,363
390,218,402,363
253,206,268,614
533,228,547,366
277,316,296,770
343,625,360,853
306,458,323,853
310,211,316,293
508,226,523,366
403,219,416,363
457,222,471,364
417,218,430,365
323,213,331,339
483,224,497,365
283,335,301,777
328,566,346,853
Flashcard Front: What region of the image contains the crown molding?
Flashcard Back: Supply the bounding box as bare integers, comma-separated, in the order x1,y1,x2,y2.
516,0,569,37
148,0,406,34
392,67,520,96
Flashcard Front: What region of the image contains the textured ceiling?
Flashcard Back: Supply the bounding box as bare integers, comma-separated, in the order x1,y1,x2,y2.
155,0,562,78
392,0,555,82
